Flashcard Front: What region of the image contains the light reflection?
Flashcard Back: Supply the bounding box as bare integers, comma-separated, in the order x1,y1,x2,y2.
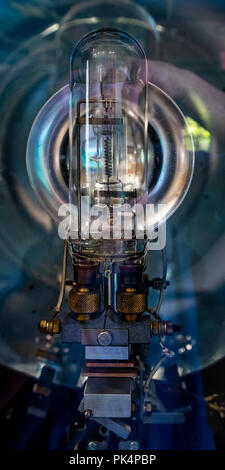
186,117,211,151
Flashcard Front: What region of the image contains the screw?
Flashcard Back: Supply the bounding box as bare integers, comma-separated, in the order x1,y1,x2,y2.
129,441,139,450
97,330,112,346
88,441,99,450
84,409,92,419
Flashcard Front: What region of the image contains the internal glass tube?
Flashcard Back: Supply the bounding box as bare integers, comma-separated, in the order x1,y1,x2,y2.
69,28,149,261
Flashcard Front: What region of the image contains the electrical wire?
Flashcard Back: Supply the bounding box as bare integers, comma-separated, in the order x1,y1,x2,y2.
144,355,168,396
154,246,167,317
52,239,68,317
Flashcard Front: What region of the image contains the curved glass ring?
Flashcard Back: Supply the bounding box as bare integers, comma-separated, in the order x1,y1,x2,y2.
27,81,194,226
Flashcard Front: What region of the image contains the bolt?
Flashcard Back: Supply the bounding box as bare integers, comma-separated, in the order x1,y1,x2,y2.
97,330,112,346
151,320,180,337
84,409,92,419
129,441,139,450
88,441,99,450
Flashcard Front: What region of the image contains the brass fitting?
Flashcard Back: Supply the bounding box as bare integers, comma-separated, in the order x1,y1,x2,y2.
69,287,99,321
38,318,62,335
150,320,180,336
116,288,147,322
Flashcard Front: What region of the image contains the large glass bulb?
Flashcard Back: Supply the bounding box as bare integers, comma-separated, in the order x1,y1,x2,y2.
69,29,148,260
26,29,194,261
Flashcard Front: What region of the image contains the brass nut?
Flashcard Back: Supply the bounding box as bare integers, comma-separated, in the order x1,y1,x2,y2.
132,402,136,413
116,289,147,317
150,320,174,337
145,402,152,413
150,320,161,336
39,319,61,335
69,288,99,315
76,313,91,322
123,313,139,322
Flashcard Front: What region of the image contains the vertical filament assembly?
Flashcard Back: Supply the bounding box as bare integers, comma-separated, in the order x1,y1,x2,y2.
103,134,113,179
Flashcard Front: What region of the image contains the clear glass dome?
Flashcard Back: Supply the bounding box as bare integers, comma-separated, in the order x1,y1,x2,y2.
57,0,159,60
68,29,149,260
